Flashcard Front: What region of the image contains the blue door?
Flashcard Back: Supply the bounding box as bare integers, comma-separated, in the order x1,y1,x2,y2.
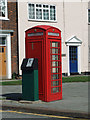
69,46,78,73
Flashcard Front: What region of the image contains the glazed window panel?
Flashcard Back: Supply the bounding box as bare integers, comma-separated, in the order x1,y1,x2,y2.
69,46,77,61
88,9,90,23
89,46,90,63
52,68,59,73
52,42,59,47
51,87,59,93
52,81,59,86
50,5,56,20
52,55,60,60
0,47,4,52
52,48,59,54
0,37,6,45
43,9,49,20
28,4,35,19
36,9,42,19
51,74,59,80
0,0,7,18
52,61,58,67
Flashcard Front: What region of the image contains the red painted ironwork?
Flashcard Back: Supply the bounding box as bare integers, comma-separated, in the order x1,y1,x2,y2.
25,25,62,102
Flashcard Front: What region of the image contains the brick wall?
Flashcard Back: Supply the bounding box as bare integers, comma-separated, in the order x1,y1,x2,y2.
0,1,18,75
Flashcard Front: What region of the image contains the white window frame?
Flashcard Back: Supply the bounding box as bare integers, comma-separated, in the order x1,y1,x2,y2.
0,0,8,20
88,46,90,63
28,3,57,22
88,9,90,24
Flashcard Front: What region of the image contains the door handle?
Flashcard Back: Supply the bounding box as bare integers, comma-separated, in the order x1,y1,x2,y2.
4,60,6,62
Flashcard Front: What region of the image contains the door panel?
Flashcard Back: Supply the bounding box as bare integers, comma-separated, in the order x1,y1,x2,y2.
27,41,42,95
69,46,78,73
0,46,6,77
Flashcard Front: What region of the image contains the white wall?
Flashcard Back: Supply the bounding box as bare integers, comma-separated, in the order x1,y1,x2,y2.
18,0,88,75
63,2,88,73
88,1,90,71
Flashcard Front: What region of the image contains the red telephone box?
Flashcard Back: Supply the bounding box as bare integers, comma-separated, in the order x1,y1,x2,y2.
25,25,62,102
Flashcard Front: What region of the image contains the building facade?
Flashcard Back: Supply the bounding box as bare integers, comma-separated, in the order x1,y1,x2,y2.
88,1,90,72
0,0,19,79
18,0,89,76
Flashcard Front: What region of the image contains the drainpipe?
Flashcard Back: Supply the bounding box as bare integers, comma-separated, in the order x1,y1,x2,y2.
16,0,19,76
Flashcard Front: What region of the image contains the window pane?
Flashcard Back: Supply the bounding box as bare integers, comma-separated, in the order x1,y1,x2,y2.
52,48,59,54
43,5,49,8
52,81,59,86
52,55,59,60
52,42,59,47
36,9,42,19
52,68,58,73
48,32,59,36
50,5,56,20
51,87,59,93
51,74,59,80
88,9,90,23
28,32,43,36
28,4,35,19
0,0,6,17
43,9,49,20
52,61,58,67
89,46,90,63
36,4,42,7
0,37,6,45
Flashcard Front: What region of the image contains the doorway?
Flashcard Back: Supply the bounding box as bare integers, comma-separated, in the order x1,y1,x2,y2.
0,34,12,79
69,46,78,73
0,37,6,78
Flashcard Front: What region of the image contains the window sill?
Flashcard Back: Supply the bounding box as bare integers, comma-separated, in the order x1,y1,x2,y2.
28,19,57,23
0,18,9,21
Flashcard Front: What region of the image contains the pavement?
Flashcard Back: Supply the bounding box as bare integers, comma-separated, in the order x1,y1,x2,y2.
0,81,89,119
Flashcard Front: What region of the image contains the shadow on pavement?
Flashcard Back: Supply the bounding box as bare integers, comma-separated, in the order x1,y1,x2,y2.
1,93,22,101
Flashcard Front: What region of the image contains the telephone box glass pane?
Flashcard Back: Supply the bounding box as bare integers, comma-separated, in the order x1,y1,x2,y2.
52,42,59,47
48,32,59,36
52,74,59,80
52,55,59,60
52,48,59,54
59,80,61,85
52,61,58,67
52,68,59,73
52,87,59,93
28,32,43,36
52,81,59,86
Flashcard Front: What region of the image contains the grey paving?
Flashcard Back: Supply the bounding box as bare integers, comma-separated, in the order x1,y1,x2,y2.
0,82,89,115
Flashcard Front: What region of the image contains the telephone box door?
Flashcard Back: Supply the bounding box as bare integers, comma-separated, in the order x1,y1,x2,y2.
26,41,43,96
48,40,62,101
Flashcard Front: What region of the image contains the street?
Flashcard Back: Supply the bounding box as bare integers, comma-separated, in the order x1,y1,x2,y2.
0,82,88,119
0,109,86,120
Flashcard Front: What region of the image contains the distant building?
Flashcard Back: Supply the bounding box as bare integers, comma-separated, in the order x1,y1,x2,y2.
18,0,89,76
0,0,19,79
